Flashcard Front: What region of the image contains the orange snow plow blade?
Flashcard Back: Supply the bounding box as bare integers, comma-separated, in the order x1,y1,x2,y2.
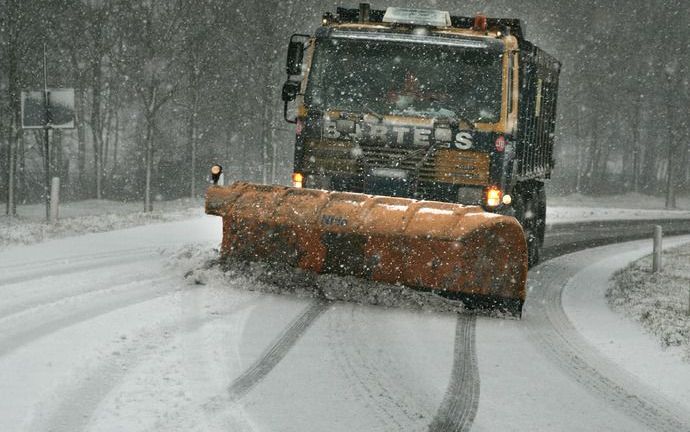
206,182,528,316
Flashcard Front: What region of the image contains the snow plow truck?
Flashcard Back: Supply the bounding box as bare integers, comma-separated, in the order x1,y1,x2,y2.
206,4,561,317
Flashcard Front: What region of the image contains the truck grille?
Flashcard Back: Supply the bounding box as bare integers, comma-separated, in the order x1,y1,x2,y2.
302,140,490,186
360,145,489,186
302,140,359,173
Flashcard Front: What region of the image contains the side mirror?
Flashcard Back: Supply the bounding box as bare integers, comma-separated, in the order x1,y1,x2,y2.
282,81,301,123
286,41,304,75
286,34,309,76
282,80,300,102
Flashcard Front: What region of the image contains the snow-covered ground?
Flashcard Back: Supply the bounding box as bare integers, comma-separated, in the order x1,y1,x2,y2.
547,206,690,224
0,198,203,248
549,192,690,210
561,236,690,418
0,217,459,431
607,242,690,359
548,192,690,224
2,213,690,431
472,236,690,432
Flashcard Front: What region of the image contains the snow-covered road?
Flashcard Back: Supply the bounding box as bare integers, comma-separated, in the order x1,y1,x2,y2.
1,216,690,431
475,235,690,432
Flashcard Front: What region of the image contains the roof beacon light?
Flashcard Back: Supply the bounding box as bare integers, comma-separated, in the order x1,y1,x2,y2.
473,13,488,31
382,7,451,27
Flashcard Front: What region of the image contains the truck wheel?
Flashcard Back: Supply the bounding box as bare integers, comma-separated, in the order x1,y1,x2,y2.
514,186,541,268
535,182,546,247
526,228,540,267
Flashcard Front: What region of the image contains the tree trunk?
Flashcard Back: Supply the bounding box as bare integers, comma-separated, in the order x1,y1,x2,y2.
596,133,611,188
0,112,7,204
631,96,641,193
110,113,119,182
681,139,690,192
261,99,269,184
188,87,198,198
71,51,87,197
584,116,599,193
664,96,676,209
6,48,20,216
91,55,103,200
18,133,26,204
640,112,658,194
143,82,158,213
103,97,111,172
144,116,153,212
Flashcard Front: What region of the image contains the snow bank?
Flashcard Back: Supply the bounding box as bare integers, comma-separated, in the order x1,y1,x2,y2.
0,199,203,248
168,243,478,315
547,206,690,224
607,243,690,360
549,192,689,211
547,192,690,224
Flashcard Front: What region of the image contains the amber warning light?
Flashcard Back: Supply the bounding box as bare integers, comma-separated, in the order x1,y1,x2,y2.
210,164,223,185
473,13,487,31
292,172,304,188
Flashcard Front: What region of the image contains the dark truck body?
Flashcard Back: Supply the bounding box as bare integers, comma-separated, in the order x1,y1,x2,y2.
282,5,561,264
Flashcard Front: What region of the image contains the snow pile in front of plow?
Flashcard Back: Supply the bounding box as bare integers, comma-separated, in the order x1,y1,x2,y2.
167,243,486,315
607,242,690,360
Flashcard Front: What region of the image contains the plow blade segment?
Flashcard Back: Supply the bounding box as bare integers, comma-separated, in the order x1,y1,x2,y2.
206,182,528,314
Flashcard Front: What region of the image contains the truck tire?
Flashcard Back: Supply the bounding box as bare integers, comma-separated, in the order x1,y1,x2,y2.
535,182,546,247
514,183,542,268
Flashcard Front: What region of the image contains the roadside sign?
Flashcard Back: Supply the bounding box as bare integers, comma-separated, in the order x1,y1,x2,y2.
21,88,75,129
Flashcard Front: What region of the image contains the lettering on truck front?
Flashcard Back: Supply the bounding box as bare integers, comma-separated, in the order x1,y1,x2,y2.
323,119,474,150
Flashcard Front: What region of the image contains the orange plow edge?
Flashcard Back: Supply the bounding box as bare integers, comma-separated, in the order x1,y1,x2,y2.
206,182,528,316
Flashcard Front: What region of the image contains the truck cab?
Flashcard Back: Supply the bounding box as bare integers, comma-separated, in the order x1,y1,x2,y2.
282,5,560,265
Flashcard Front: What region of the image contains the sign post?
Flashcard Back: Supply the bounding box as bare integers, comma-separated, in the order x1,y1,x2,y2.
20,44,75,221
652,225,662,273
43,44,49,221
50,177,60,222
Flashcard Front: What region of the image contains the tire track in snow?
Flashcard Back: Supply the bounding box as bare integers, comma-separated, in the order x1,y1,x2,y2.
0,248,160,287
425,218,690,432
525,252,690,432
0,276,181,358
40,295,263,432
0,262,164,321
326,306,430,431
227,299,329,402
428,314,479,432
0,246,158,272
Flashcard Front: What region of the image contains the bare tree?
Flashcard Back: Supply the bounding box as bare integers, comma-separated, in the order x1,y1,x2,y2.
0,0,48,215
115,0,188,211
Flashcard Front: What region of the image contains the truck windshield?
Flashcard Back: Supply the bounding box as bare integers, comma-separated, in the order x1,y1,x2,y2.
306,36,504,122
